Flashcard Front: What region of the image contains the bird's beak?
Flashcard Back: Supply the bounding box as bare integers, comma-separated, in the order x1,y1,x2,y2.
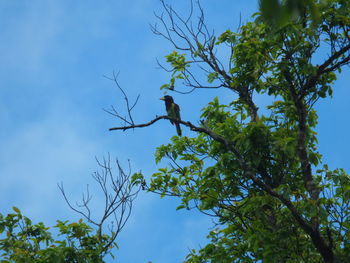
160,97,165,101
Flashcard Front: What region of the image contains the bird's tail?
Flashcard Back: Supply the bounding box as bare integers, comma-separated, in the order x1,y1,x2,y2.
175,122,182,136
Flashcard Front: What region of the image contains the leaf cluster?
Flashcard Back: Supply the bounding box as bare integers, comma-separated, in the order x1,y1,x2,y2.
0,207,116,263
139,0,350,262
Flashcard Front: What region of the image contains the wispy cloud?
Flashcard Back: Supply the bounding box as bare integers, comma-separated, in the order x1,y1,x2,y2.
0,100,102,220
0,1,63,74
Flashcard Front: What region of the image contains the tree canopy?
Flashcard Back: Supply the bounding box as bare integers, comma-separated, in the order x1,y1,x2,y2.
124,0,350,262
0,157,140,262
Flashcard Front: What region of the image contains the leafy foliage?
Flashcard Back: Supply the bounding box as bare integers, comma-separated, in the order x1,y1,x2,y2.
0,207,115,263
134,0,350,262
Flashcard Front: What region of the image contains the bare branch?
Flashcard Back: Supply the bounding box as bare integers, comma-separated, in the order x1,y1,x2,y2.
59,156,141,255
103,71,140,126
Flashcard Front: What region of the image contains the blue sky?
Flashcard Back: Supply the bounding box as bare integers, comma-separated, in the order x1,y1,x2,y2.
0,1,349,262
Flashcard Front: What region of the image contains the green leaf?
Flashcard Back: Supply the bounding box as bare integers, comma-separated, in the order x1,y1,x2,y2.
12,207,20,214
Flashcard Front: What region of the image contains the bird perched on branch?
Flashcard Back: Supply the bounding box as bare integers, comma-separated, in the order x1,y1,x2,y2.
160,95,182,136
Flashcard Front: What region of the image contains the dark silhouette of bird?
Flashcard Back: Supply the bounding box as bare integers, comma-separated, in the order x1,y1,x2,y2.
160,95,182,136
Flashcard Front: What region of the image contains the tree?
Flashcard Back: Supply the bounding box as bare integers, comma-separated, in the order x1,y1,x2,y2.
259,0,321,27
110,0,350,262
0,207,105,263
0,157,140,262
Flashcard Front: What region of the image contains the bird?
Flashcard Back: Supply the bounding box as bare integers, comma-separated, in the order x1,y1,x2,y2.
160,95,182,136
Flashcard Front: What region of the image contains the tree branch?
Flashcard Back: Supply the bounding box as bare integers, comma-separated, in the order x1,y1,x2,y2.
110,114,333,260
103,71,140,126
302,42,350,97
58,156,141,255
